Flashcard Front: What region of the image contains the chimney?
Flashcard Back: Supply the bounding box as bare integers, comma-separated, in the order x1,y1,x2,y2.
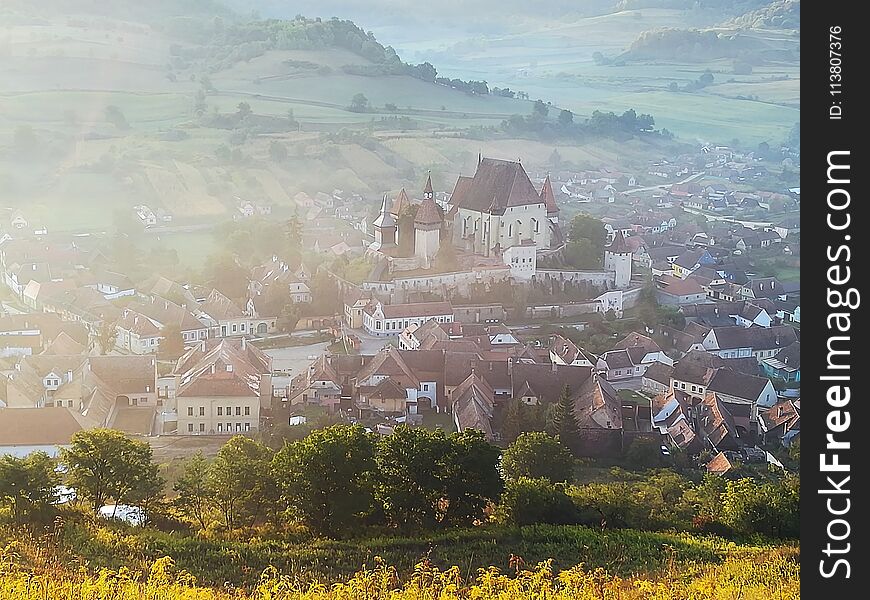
201,340,206,352
67,369,73,383
210,364,215,374
241,337,247,350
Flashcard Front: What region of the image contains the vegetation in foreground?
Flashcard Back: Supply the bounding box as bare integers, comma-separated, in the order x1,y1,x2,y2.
0,540,799,600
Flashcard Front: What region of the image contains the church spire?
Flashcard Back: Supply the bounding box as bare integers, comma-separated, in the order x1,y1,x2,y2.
423,171,434,200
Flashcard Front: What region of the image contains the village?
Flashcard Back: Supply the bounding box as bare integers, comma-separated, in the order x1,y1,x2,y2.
0,143,799,477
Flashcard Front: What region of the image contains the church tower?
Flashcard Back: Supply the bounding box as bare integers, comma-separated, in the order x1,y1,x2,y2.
414,197,442,267
604,230,632,288
540,174,560,224
370,194,396,251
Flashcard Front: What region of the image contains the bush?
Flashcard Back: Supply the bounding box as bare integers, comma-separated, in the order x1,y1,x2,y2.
498,478,579,526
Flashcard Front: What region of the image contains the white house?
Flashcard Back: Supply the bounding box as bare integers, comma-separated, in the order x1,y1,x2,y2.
362,301,454,337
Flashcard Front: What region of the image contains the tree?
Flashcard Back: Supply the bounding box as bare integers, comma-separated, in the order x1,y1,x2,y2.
698,71,714,86
532,99,549,118
0,452,60,520
272,425,376,537
349,93,369,112
550,386,581,453
206,436,275,530
502,432,574,484
375,426,451,530
275,301,300,334
96,321,118,355
269,140,288,162
568,213,606,251
557,109,574,127
236,102,252,120
623,437,666,470
104,105,130,130
61,429,161,513
439,429,502,526
157,324,185,360
548,148,563,169
173,452,212,530
498,478,579,526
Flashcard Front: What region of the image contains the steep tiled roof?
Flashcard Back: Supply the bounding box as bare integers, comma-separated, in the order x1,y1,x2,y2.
449,158,543,214
200,289,245,320
414,197,443,226
175,339,270,398
539,174,559,216
452,373,495,440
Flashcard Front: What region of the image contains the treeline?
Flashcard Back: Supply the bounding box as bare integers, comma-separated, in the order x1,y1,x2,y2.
1,427,799,542
168,16,493,97
501,102,666,142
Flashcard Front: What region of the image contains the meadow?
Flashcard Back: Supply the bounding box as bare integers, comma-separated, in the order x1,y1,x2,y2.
0,519,799,598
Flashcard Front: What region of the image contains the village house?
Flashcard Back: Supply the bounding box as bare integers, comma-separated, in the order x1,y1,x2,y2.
654,275,708,305
362,301,454,337
548,334,597,367
758,398,800,446
116,297,209,354
672,249,714,280
172,339,272,435
761,340,800,383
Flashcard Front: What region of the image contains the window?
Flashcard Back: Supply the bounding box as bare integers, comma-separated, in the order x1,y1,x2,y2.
232,324,237,333
218,407,223,416
244,423,250,432
227,423,231,431
199,423,205,432
188,424,194,432
422,384,429,391
187,407,194,416
217,423,223,433
199,406,205,416
226,407,231,416
236,423,242,432
132,398,138,406
226,364,233,372
244,406,250,416
236,407,241,416
691,385,697,392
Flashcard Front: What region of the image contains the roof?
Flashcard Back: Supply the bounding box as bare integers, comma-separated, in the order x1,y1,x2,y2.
759,398,800,432
510,362,593,404
449,158,543,214
539,175,559,215
0,407,82,447
600,349,634,369
705,451,734,475
422,173,434,196
744,277,785,299
41,332,87,356
452,373,495,440
367,301,453,320
711,325,799,351
390,188,412,216
707,368,771,402
614,331,661,353
643,362,674,386
201,289,245,320
673,249,706,270
88,355,156,395
175,339,271,398
414,197,443,226
766,341,800,371
606,230,631,254
656,274,705,297
447,176,474,218
373,194,396,228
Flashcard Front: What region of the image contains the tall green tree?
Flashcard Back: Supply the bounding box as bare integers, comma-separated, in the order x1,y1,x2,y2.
550,386,581,453
206,436,275,530
375,426,451,530
61,429,161,513
0,452,60,520
502,432,574,484
272,425,376,537
173,452,212,530
440,429,502,526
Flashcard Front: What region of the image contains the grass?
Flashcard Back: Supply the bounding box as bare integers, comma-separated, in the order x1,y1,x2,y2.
0,549,801,599
617,389,650,407
0,519,798,590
